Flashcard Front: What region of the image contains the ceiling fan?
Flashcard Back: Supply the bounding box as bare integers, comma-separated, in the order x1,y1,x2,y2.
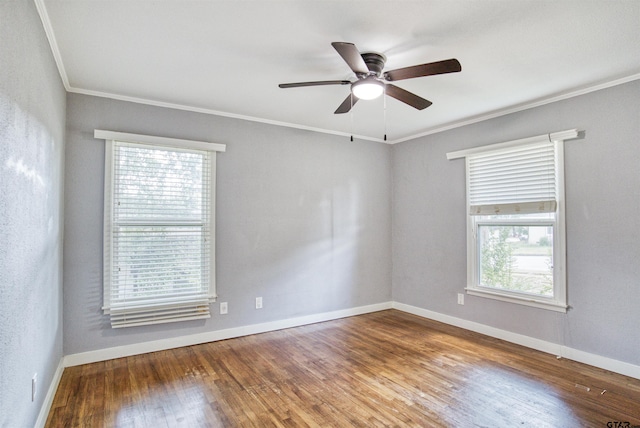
279,42,461,114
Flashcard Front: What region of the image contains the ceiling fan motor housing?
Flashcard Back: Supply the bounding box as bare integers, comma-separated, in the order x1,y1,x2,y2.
360,52,386,77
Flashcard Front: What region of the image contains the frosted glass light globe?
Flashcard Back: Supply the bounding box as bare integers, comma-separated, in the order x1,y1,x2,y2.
351,78,384,100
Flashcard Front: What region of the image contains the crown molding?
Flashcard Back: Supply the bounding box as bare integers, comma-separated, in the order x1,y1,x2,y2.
65,73,640,146
35,0,639,145
70,87,386,144
34,0,70,91
390,72,640,144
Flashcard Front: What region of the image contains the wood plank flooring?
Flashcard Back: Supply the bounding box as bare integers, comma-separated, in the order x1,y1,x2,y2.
46,310,640,427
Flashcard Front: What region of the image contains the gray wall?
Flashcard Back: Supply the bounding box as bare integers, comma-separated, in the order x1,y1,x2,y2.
392,80,640,366
0,1,66,427
1,5,635,424
64,93,392,355
65,81,639,367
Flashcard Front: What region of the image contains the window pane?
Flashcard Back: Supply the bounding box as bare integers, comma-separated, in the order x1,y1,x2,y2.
478,225,553,296
111,226,209,303
114,145,205,222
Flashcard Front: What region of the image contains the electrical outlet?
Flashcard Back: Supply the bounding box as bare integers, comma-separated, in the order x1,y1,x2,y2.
457,293,464,305
220,302,228,314
255,297,263,309
32,373,37,402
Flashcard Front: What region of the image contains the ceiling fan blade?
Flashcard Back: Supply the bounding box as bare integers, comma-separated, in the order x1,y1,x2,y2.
279,80,351,88
331,42,369,76
334,94,359,114
384,59,461,81
385,84,432,110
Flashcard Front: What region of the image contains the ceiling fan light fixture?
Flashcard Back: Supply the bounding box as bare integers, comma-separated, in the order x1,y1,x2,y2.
351,78,384,100
279,42,460,114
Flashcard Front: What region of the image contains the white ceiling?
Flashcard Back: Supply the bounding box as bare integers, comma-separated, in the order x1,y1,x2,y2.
38,0,640,143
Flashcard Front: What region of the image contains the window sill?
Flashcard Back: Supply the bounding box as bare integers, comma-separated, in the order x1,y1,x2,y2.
465,287,568,313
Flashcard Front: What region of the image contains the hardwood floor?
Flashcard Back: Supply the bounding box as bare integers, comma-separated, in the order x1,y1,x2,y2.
46,310,640,427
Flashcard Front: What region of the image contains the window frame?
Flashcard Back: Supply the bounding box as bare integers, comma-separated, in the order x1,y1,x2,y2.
448,130,577,313
96,130,225,328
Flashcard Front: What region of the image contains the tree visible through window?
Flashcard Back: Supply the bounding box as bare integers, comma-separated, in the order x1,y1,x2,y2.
479,222,553,296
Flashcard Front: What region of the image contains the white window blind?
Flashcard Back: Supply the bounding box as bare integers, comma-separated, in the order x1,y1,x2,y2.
467,141,557,215
99,130,225,328
447,129,578,312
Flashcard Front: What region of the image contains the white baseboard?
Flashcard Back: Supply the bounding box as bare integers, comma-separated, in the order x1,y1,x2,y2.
63,302,393,367
33,302,640,428
34,358,65,428
61,300,639,381
393,302,640,380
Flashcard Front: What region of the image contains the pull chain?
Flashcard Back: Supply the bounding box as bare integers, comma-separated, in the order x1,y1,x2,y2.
383,89,387,141
350,92,354,142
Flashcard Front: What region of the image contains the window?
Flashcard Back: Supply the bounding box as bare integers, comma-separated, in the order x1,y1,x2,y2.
447,130,578,312
96,130,225,328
